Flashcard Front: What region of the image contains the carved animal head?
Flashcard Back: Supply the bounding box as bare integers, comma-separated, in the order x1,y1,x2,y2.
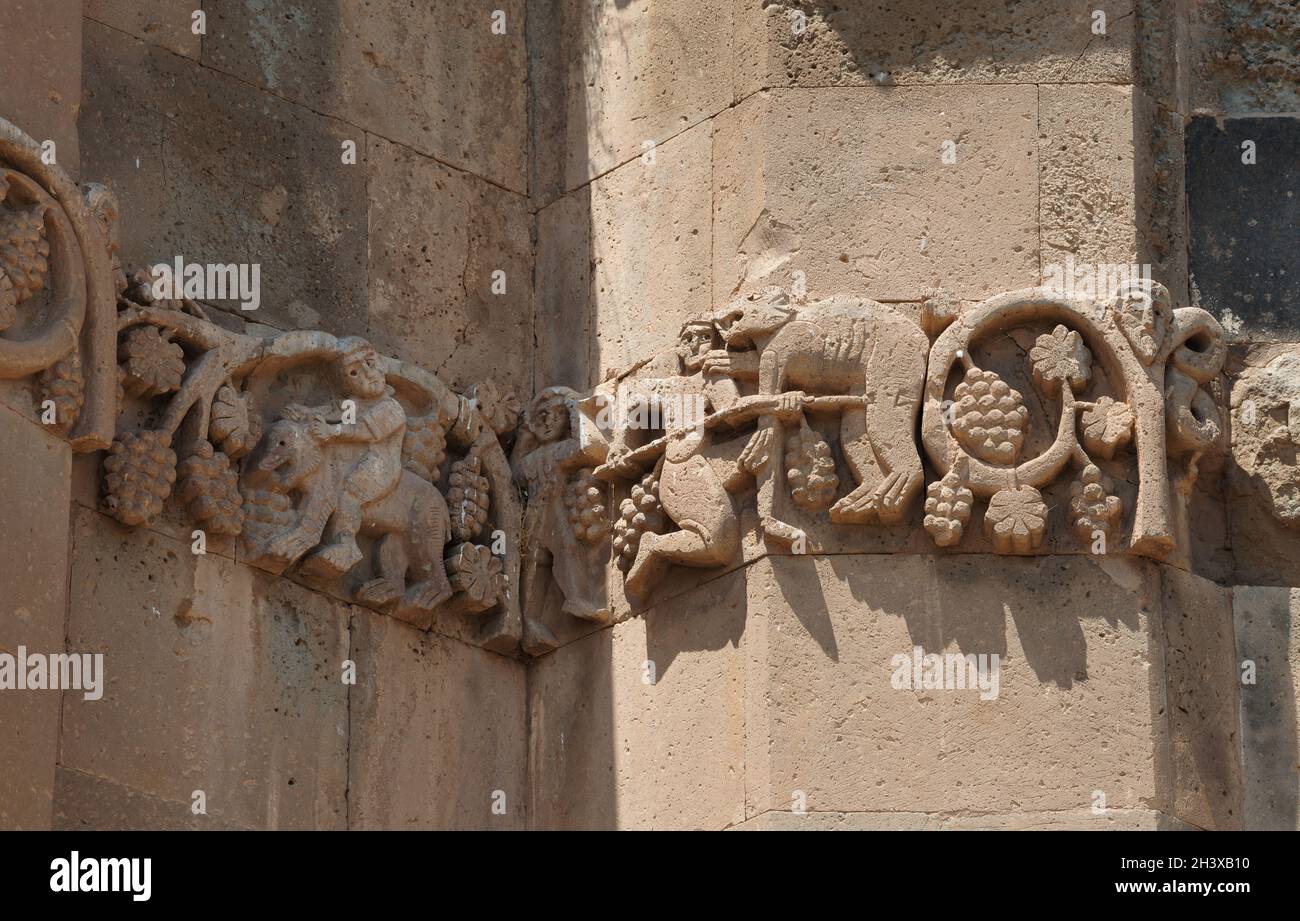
249,418,323,489
714,286,796,348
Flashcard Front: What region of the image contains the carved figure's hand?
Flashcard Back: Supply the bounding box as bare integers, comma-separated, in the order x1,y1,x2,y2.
309,418,334,442
774,391,805,422
739,427,774,474
603,443,637,477
701,350,734,377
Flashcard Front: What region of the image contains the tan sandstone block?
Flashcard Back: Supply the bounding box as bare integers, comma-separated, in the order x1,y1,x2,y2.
81,21,369,337
1039,84,1140,273
529,567,748,829
348,611,527,829
713,87,1039,304
366,135,532,395
735,0,1133,90
85,0,201,58
1233,585,1300,830
745,554,1166,816
0,407,71,829
53,767,250,830
0,0,80,177
61,509,349,829
532,0,737,192
203,0,527,191
538,123,714,381
1160,567,1243,829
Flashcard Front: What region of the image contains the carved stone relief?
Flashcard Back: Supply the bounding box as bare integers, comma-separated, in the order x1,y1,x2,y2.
0,117,116,449
1232,349,1300,527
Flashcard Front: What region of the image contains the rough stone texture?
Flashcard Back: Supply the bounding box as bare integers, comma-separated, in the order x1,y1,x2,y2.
61,508,350,830
744,554,1167,818
81,20,369,337
366,136,532,394
1188,0,1300,115
1233,585,1300,830
733,808,1195,830
53,767,252,830
84,0,201,59
1160,567,1243,829
203,0,527,192
1039,84,1138,273
735,1,1134,92
0,407,71,830
529,0,737,193
713,87,1039,304
538,123,714,384
0,0,81,177
348,611,527,829
528,567,748,830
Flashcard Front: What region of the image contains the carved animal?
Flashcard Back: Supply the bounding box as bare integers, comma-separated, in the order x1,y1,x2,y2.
243,418,453,621
715,288,927,543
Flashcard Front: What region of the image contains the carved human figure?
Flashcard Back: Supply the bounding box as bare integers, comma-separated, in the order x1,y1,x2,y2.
513,386,612,628
709,287,928,545
280,338,408,574
603,316,743,603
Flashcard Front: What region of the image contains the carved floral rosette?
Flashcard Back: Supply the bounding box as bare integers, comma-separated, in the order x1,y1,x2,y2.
0,117,117,448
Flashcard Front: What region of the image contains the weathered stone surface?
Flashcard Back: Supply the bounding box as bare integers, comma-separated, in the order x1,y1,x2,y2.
61,509,350,829
538,123,713,381
0,0,80,177
85,0,201,58
366,136,532,394
530,0,737,193
732,808,1194,830
203,0,527,191
348,611,527,829
744,554,1166,817
81,21,369,337
735,1,1133,91
53,767,251,830
1233,585,1300,830
713,87,1039,304
1160,567,1243,829
1039,84,1138,271
528,566,748,829
1188,0,1300,115
0,407,71,830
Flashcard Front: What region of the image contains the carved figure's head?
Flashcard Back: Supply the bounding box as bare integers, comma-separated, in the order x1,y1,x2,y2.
714,286,795,348
525,386,572,445
677,316,717,374
336,337,386,399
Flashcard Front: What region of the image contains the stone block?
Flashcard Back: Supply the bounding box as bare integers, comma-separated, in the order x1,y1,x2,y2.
528,566,749,829
366,136,532,395
712,87,1039,304
53,767,250,830
0,0,80,177
203,0,527,191
347,611,527,829
1188,0,1300,115
1233,585,1300,830
61,508,350,829
85,0,201,58
734,0,1133,91
0,406,71,829
81,21,369,337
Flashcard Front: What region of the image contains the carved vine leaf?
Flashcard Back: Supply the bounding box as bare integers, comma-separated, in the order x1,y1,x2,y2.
176,440,245,536
0,202,49,310
209,384,261,460
983,485,1048,553
1069,463,1122,545
468,380,522,436
563,468,608,545
402,412,447,482
102,429,177,526
612,468,664,572
446,542,505,613
1080,396,1135,460
1029,325,1092,397
952,366,1028,465
119,325,186,399
923,468,973,548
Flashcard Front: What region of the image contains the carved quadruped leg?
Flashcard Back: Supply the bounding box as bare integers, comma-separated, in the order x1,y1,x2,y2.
355,533,405,609
624,531,671,606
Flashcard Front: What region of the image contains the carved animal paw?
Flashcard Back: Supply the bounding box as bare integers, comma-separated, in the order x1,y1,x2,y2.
355,578,403,610
874,468,924,525
263,530,315,563
829,485,879,524
309,540,364,576
402,579,453,616
761,516,807,548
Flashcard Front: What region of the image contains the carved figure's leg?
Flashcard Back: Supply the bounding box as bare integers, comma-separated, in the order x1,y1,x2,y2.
400,489,453,617
356,533,405,609
312,483,366,574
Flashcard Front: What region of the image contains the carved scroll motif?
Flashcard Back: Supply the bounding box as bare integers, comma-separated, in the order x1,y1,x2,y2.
0,117,117,449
